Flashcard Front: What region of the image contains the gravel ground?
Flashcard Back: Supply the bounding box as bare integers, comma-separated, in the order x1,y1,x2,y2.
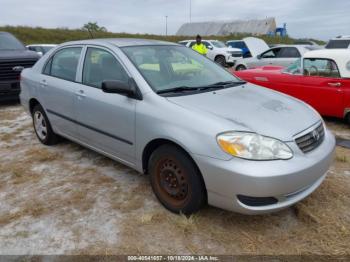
0,103,349,255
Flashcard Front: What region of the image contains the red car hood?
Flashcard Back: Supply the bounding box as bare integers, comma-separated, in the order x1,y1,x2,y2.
232,66,284,77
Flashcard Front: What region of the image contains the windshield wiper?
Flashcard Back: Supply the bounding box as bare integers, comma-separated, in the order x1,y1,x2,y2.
156,86,199,94
197,80,247,91
156,81,247,95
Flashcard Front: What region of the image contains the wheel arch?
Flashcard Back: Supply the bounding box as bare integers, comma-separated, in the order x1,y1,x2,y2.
29,98,41,115
142,138,208,201
235,64,247,70
214,54,226,61
143,138,189,174
344,108,350,124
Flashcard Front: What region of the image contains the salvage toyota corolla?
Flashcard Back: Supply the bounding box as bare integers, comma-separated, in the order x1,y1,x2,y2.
20,39,336,215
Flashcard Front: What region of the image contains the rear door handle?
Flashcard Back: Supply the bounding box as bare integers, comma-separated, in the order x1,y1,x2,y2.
328,82,342,87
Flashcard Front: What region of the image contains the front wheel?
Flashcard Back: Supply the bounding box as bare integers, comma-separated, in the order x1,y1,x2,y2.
148,145,206,215
214,55,227,67
236,65,247,71
32,104,59,145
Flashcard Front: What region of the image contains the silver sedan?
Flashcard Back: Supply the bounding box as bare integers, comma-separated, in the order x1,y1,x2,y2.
20,39,335,215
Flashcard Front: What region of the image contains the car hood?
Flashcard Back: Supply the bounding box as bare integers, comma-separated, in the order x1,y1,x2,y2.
0,49,40,60
243,37,270,57
166,84,320,141
233,66,284,75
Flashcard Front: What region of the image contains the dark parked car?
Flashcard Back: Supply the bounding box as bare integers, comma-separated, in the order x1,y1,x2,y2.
0,32,39,101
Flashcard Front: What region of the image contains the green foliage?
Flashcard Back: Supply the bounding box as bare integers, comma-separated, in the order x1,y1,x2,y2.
0,25,324,45
82,22,107,37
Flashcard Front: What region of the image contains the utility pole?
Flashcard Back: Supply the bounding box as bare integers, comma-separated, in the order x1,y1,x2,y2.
165,16,168,36
189,0,192,23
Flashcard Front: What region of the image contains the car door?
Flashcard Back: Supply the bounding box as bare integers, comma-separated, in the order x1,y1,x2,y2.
253,47,282,67
76,46,136,164
40,46,83,137
298,58,344,117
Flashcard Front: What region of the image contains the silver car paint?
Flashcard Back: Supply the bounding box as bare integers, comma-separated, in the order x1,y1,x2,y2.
20,39,336,214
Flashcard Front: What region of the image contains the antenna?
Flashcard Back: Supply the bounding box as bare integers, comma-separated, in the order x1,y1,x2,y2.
190,0,192,23
165,16,168,36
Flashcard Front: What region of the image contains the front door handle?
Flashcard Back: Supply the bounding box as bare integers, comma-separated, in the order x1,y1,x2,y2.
76,90,86,98
328,82,342,87
40,79,48,87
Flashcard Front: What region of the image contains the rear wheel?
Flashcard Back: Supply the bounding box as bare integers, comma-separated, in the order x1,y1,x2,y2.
149,145,206,215
214,55,226,67
236,65,247,71
32,104,58,145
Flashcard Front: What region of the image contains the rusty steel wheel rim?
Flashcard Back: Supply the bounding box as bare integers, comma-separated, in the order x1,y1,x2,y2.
155,157,190,208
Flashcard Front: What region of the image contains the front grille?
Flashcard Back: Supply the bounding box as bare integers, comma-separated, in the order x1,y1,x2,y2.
295,123,325,153
0,59,37,81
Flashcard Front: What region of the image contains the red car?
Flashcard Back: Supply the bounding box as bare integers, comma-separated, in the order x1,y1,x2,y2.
233,49,350,124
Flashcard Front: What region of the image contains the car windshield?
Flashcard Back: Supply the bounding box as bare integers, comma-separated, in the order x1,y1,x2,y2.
211,41,227,48
0,33,25,50
122,45,242,93
42,46,55,53
284,58,302,74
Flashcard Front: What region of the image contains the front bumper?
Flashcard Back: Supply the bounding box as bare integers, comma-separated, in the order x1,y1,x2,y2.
0,81,21,101
192,129,336,214
226,55,242,65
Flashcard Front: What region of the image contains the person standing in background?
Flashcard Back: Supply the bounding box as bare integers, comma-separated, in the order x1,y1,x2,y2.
192,35,208,55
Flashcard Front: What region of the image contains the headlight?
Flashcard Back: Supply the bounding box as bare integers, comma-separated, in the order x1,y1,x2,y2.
217,132,293,160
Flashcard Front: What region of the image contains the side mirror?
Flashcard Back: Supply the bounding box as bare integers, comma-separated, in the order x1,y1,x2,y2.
208,46,213,50
102,78,142,100
257,54,262,59
37,51,43,57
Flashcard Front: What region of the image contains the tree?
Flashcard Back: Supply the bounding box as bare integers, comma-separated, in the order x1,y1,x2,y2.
82,22,107,38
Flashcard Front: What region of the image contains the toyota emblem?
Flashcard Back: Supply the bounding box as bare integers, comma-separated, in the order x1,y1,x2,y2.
312,130,320,141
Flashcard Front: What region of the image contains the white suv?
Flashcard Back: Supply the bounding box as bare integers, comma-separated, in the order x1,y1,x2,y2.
179,40,242,66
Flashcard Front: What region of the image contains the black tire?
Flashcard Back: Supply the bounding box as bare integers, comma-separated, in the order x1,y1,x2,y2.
148,144,206,215
236,65,247,71
214,55,227,67
32,104,59,145
345,113,350,125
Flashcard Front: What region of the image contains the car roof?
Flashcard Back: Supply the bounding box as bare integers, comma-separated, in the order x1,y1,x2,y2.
304,49,350,78
27,44,57,47
62,38,177,47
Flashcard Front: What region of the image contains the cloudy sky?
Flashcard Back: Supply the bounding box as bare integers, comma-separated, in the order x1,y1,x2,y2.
1,0,349,40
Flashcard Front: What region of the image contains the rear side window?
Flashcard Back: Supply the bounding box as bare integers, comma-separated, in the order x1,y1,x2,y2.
303,58,340,78
47,47,82,81
82,47,129,88
326,40,350,49
279,47,301,58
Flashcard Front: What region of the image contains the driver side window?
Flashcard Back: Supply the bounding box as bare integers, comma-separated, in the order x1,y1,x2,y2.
82,47,129,88
261,48,282,59
202,41,211,49
303,58,340,78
